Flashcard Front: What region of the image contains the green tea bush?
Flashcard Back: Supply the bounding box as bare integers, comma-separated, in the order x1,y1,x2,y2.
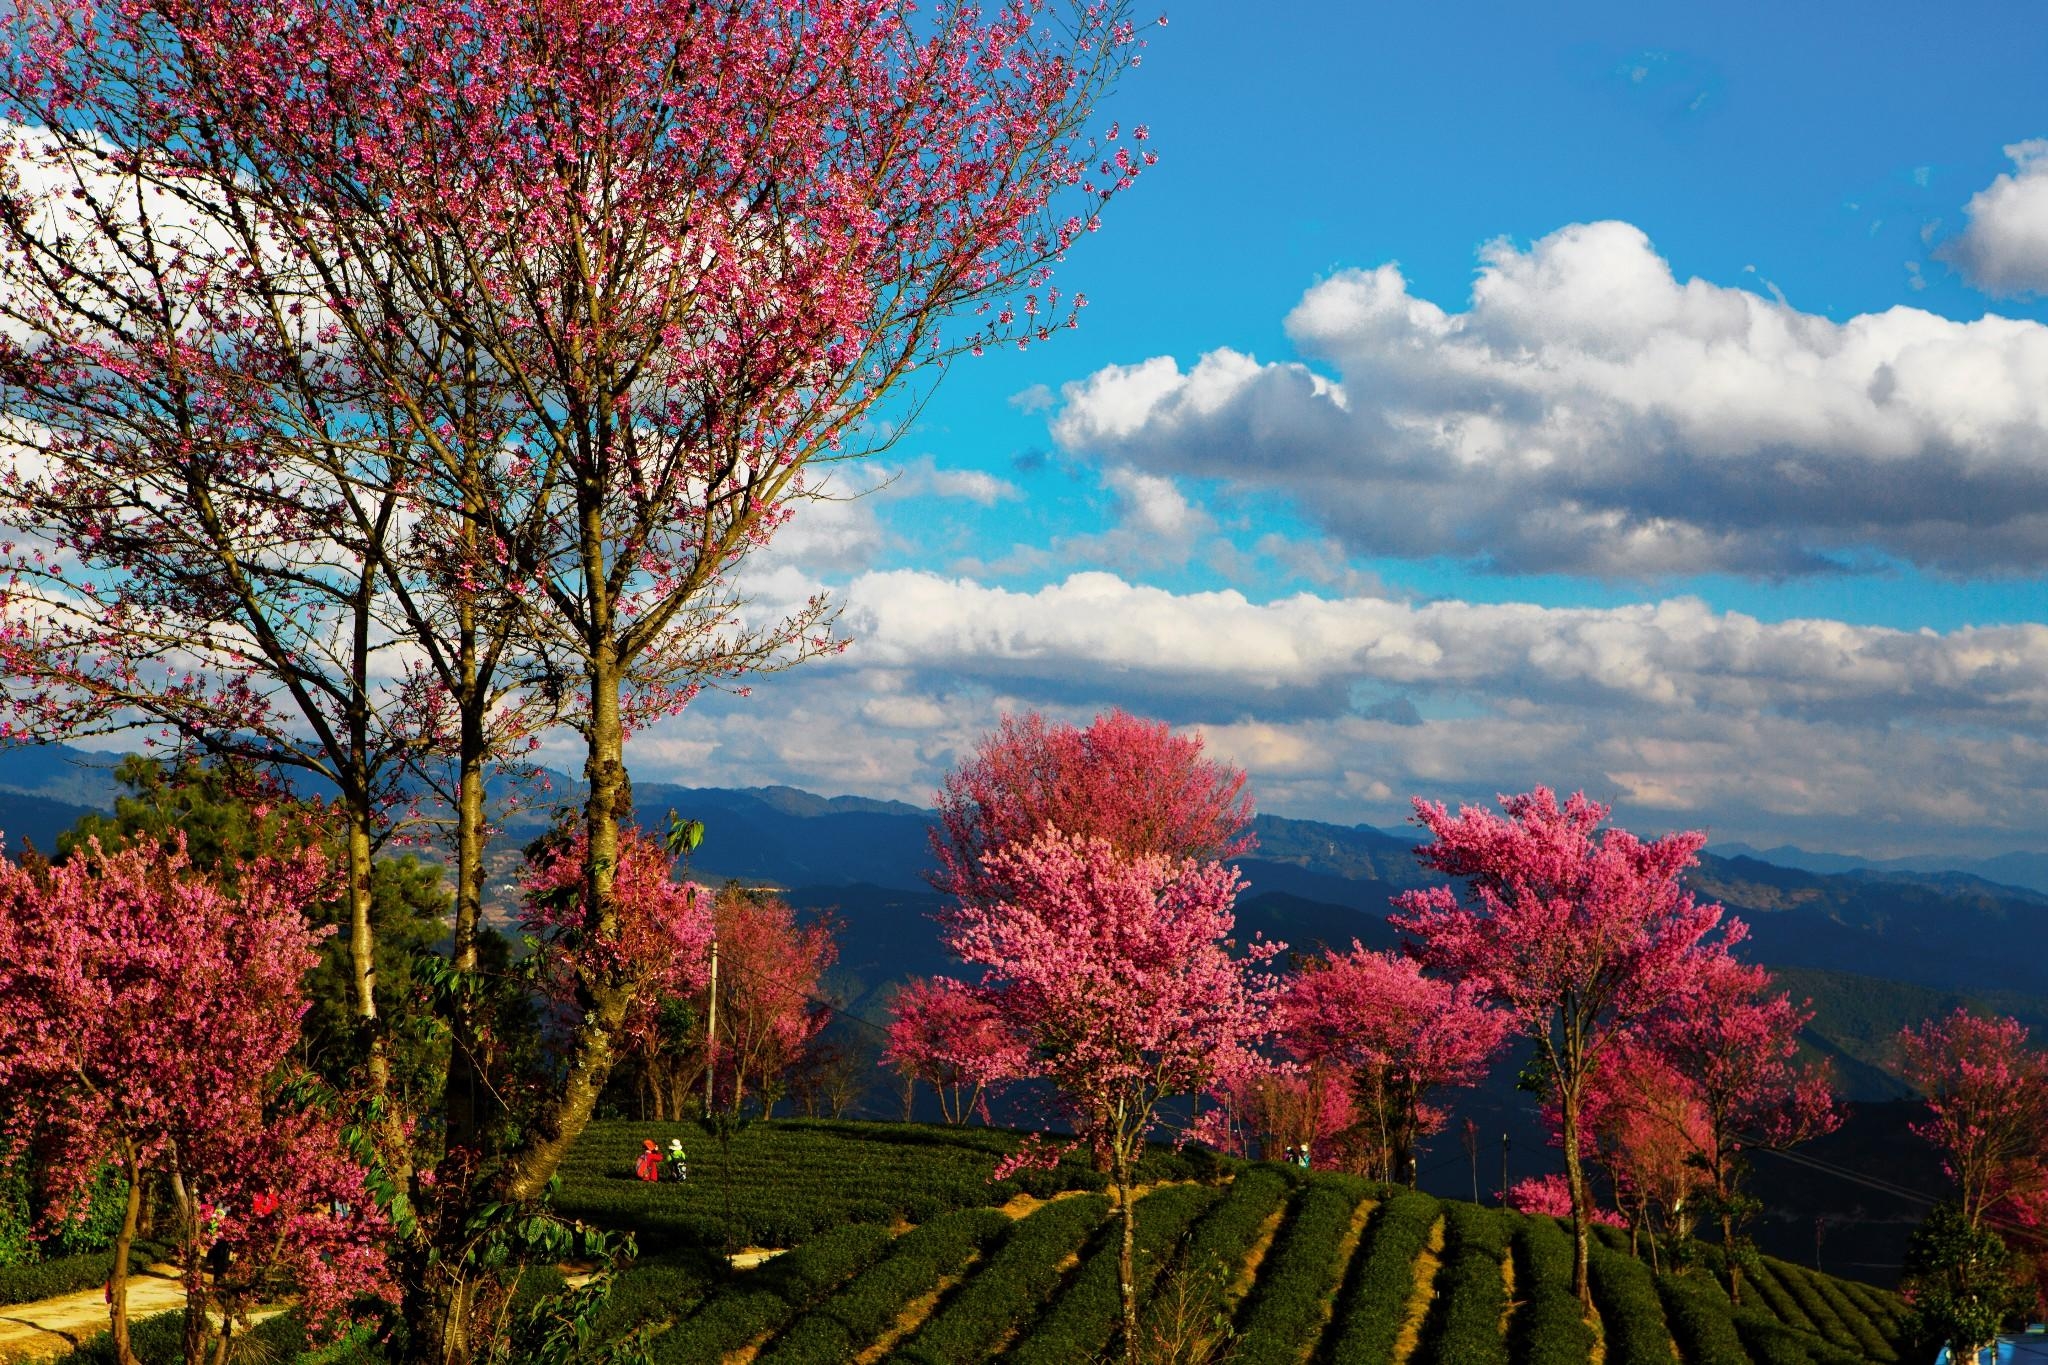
0,1247,154,1306
1586,1238,1676,1365
755,1208,1010,1365
57,1309,310,1364
555,1119,1207,1254
598,1251,718,1340
1765,1258,1852,1345
1321,1190,1441,1365
649,1222,894,1365
1228,1177,1372,1365
1419,1202,1509,1365
1655,1269,1749,1365
1004,1182,1220,1365
1732,1309,1819,1365
888,1194,1110,1365
1172,1166,1289,1287
1783,1263,1895,1362
1744,1259,1820,1334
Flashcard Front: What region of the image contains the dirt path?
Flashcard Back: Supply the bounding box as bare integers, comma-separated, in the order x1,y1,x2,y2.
0,1266,291,1365
1389,1215,1446,1365
0,1264,187,1363
1224,1205,1287,1312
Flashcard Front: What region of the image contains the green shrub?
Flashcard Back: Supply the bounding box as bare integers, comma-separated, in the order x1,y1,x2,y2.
649,1222,894,1365
56,1308,310,1364
1419,1202,1509,1365
1732,1309,1819,1365
1834,1276,1908,1337
1229,1177,1373,1365
1507,1213,1598,1365
0,1247,152,1306
598,1251,718,1340
888,1194,1110,1365
1172,1167,1289,1288
1788,1262,1896,1361
554,1119,1210,1255
1654,1269,1748,1365
1004,1182,1220,1365
1744,1258,1820,1334
755,1208,1010,1365
1319,1191,1441,1365
1586,1238,1675,1365
1764,1258,1853,1345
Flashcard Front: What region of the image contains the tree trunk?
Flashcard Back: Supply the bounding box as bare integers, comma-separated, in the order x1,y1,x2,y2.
346,812,391,1100
108,1143,142,1365
1721,1206,1743,1307
1114,1145,1141,1365
444,707,488,1148
495,643,633,1204
1559,1087,1593,1311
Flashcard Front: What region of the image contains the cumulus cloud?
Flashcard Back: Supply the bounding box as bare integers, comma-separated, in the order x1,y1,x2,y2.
629,569,2048,854
1052,221,2048,576
1946,140,2048,296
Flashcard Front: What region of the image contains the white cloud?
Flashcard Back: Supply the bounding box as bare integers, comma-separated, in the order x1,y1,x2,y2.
627,568,2048,854
828,569,2048,723
1945,140,2048,295
657,566,2048,853
1052,221,2048,576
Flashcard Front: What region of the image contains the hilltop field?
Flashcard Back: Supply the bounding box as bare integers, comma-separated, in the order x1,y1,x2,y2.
39,1119,1911,1364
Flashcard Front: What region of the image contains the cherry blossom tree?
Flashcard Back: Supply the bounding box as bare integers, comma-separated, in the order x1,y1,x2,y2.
1272,943,1505,1186
932,709,1255,904
700,887,839,1117
943,829,1281,1364
1392,787,1728,1308
1647,948,1838,1301
1206,1061,1355,1165
1580,1040,1713,1269
518,825,715,1058
0,834,389,1365
883,976,1027,1125
1897,1010,2048,1234
1,1,1150,1353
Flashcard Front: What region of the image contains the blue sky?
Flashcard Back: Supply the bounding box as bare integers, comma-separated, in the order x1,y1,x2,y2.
607,0,2048,860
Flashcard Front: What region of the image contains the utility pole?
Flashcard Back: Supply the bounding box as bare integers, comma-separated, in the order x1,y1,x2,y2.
703,938,720,1116
1500,1132,1510,1206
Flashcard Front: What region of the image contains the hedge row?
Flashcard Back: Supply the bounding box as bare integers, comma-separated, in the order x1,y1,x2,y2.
1734,1308,1870,1365
1172,1166,1290,1290
597,1250,718,1341
1321,1190,1439,1365
1005,1183,1221,1365
1833,1276,1903,1329
888,1193,1111,1365
556,1119,1217,1253
1763,1258,1854,1347
1783,1262,1897,1362
1655,1269,1749,1365
1732,1309,1824,1365
1507,1215,1597,1365
1230,1177,1373,1365
0,1246,152,1306
1586,1238,1676,1365
57,1309,310,1364
756,1208,1012,1365
1742,1259,1820,1335
649,1222,895,1365
1420,1203,1510,1365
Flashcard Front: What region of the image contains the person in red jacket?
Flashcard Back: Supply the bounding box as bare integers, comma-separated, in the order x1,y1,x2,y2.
635,1139,662,1182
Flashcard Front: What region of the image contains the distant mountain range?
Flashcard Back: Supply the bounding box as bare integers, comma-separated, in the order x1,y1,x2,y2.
1711,839,2048,897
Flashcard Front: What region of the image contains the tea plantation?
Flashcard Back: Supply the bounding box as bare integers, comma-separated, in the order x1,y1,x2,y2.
558,1119,1913,1365
39,1118,1914,1362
